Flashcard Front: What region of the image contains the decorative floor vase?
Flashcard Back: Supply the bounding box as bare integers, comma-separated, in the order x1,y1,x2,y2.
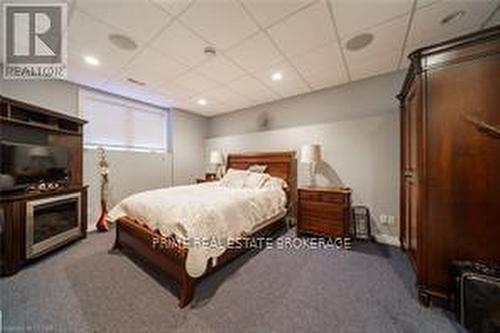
96,199,109,232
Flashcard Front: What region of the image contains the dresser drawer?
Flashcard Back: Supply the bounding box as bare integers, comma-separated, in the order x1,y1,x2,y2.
299,201,346,220
299,191,347,204
299,218,345,237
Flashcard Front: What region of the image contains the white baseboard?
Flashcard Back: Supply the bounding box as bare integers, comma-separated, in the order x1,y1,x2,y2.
373,234,400,247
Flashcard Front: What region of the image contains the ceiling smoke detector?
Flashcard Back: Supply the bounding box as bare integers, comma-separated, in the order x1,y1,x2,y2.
440,10,466,26
204,46,216,58
109,34,138,51
346,33,374,51
127,78,145,86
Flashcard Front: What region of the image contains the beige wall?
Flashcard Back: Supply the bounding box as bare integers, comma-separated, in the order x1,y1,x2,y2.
172,109,208,186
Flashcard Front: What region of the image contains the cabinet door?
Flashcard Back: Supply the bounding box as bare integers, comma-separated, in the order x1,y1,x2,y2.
403,81,422,269
426,54,500,289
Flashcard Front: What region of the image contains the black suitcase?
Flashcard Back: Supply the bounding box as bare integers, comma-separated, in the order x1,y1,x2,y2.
452,261,500,333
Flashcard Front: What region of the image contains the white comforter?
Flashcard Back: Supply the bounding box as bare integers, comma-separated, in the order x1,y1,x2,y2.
109,182,287,277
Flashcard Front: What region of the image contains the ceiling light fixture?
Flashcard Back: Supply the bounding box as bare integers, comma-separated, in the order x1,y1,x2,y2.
440,10,466,26
127,78,146,86
197,99,207,106
84,55,100,66
109,33,138,51
346,33,374,51
271,72,283,81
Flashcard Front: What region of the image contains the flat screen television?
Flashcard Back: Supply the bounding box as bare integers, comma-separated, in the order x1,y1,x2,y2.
0,141,71,192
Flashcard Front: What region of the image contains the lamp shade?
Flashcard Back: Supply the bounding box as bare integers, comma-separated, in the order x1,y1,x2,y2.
209,150,224,165
300,144,321,163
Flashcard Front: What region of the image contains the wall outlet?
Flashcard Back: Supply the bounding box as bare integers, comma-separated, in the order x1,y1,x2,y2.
387,215,395,225
380,214,388,225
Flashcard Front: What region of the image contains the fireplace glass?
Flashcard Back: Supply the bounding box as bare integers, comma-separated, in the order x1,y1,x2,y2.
26,192,81,258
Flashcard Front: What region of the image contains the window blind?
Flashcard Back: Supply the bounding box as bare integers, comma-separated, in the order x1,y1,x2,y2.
79,89,169,152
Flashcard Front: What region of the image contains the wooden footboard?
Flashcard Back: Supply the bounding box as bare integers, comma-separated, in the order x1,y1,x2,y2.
114,215,286,308
113,151,296,308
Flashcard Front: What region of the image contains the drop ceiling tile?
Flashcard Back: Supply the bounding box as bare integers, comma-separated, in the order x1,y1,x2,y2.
100,79,173,108
67,40,130,76
329,0,413,39
150,21,208,68
228,75,279,102
123,48,188,87
226,32,284,73
68,9,133,50
179,0,258,49
291,42,348,90
268,1,336,58
160,82,197,101
152,0,192,16
485,8,500,27
67,54,111,88
344,14,409,81
203,85,252,107
67,10,141,84
416,0,441,9
406,0,497,51
197,56,246,84
173,71,218,93
76,0,171,43
181,97,224,115
242,0,314,28
256,61,309,98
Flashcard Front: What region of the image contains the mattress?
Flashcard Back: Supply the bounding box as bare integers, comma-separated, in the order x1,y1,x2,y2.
109,181,287,277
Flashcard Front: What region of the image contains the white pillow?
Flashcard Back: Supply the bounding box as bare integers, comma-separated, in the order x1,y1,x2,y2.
244,172,270,189
262,176,288,190
247,164,267,173
219,169,249,188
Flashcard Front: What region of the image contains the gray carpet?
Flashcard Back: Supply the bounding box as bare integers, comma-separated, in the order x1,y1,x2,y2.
0,229,463,333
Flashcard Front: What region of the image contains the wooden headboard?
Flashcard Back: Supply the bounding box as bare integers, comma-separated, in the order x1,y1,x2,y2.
226,151,297,192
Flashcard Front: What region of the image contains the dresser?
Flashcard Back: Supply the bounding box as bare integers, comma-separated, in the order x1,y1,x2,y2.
297,187,351,238
398,26,500,305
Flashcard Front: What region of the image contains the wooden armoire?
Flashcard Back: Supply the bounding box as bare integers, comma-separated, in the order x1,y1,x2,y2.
397,26,500,305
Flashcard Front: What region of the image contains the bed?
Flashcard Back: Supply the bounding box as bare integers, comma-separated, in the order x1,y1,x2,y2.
111,152,297,308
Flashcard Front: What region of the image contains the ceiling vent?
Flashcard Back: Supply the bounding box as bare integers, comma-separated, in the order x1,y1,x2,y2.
109,34,138,51
204,46,217,58
346,33,374,52
440,10,466,26
127,78,145,86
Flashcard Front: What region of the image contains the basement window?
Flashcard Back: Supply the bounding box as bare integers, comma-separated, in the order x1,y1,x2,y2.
79,89,171,153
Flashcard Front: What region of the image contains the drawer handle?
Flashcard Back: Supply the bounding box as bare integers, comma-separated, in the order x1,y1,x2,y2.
462,112,500,139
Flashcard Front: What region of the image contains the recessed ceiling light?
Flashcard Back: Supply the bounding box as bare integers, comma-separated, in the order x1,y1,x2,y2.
109,33,138,51
271,72,283,81
84,55,100,66
127,77,145,86
197,99,207,106
440,10,466,26
346,33,374,52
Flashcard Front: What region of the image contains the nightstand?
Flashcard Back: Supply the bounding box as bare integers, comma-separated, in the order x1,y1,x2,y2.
297,187,352,238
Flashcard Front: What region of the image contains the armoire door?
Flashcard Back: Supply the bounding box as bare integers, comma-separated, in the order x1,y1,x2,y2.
403,82,421,268
426,53,500,288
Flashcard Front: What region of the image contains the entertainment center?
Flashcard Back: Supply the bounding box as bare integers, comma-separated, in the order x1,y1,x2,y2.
0,96,87,276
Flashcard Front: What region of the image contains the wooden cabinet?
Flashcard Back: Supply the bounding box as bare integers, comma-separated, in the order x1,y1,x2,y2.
398,26,500,304
297,187,351,238
0,96,87,276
